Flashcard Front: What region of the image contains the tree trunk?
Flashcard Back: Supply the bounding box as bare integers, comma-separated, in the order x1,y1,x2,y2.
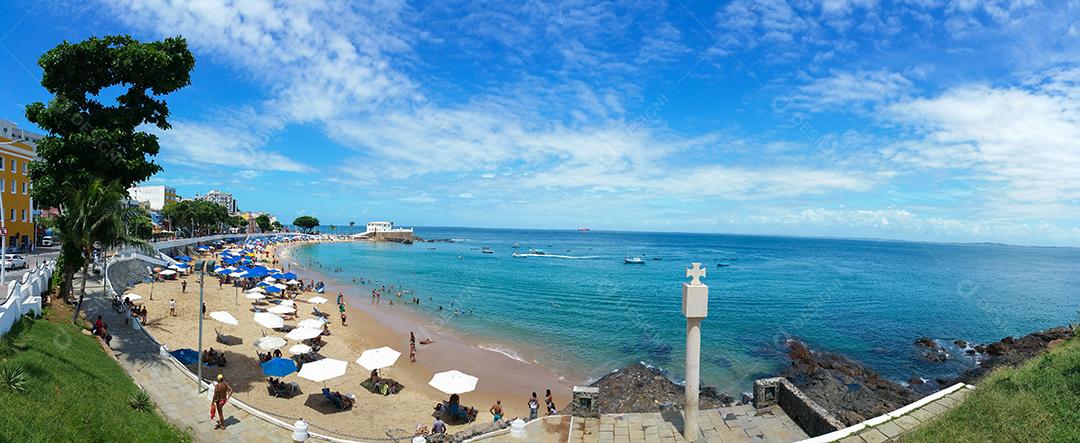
71,262,90,323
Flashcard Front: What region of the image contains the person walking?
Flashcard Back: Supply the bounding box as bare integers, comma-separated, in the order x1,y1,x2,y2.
169,299,176,316
489,399,503,422
546,389,557,415
409,341,417,363
211,374,233,430
181,280,187,293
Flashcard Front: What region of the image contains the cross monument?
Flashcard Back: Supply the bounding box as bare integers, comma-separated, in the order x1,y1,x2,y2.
681,263,708,441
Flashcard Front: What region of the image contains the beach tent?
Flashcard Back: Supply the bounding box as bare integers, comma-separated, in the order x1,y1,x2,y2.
297,358,347,383
288,344,312,355
355,347,401,371
253,312,284,329
297,318,326,329
267,304,294,315
428,370,479,395
209,311,239,326
286,327,322,341
170,349,199,365
261,357,298,377
307,296,328,305
254,336,287,351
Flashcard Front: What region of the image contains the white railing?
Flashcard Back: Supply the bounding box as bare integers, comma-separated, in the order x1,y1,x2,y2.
0,259,56,336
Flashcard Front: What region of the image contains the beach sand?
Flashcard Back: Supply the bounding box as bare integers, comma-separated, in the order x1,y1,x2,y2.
127,239,572,438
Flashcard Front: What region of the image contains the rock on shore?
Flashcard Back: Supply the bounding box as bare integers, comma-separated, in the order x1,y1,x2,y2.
782,340,921,426
588,362,734,414
953,326,1074,384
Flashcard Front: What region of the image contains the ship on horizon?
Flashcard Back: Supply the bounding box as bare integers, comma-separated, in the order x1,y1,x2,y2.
577,227,590,232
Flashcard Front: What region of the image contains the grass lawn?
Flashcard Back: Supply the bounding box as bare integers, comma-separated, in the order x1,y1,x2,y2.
0,310,190,442
904,335,1080,442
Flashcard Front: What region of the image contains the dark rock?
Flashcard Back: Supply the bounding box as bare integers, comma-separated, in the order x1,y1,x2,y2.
587,363,733,414
965,349,976,355
974,345,987,353
782,340,921,427
921,349,949,362
953,327,1074,385
953,340,968,348
908,377,924,385
914,337,938,349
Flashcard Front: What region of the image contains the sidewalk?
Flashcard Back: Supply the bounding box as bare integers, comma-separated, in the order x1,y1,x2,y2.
81,278,293,443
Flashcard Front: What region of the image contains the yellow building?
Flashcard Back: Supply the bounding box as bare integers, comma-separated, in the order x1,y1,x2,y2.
0,120,41,249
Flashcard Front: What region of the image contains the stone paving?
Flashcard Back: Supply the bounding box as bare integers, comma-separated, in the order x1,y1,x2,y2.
829,385,973,443
474,404,808,443
82,278,294,443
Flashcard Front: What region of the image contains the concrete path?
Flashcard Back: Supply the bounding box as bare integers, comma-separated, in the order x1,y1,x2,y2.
474,404,808,443
82,279,294,443
831,385,973,443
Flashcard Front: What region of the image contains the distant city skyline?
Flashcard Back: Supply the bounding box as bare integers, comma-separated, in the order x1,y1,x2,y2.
1,1,1078,246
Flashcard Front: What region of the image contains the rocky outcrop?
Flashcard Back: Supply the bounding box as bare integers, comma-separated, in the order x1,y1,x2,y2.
587,362,734,414
781,340,921,426
953,326,1074,384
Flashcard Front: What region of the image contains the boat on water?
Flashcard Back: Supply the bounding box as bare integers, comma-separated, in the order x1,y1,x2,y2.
528,249,546,255
577,227,590,232
716,263,731,267
624,256,646,264
481,247,494,254
511,243,521,248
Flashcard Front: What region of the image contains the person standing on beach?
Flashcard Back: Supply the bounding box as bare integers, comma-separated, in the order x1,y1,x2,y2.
169,299,176,317
409,341,417,362
545,389,557,415
211,374,233,430
181,280,187,293
339,303,347,326
528,392,539,420
489,400,503,422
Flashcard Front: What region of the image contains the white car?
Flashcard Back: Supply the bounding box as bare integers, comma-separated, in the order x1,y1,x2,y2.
41,236,53,246
2,255,26,270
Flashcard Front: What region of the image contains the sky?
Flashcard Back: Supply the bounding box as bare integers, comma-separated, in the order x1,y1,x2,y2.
1,0,1079,246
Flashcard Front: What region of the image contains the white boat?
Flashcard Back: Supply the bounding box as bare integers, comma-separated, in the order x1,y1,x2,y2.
481,247,494,254
623,256,645,264
577,227,590,232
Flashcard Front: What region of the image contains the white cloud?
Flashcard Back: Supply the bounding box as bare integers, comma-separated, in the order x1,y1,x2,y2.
884,67,1080,209
153,120,311,173
782,70,915,111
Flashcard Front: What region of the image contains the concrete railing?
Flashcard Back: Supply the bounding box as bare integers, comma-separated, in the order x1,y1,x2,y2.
0,259,57,336
754,377,846,437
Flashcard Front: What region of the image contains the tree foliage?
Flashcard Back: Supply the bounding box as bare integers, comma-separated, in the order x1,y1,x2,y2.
25,35,195,208
161,200,230,236
254,214,272,233
292,216,320,232
129,207,154,240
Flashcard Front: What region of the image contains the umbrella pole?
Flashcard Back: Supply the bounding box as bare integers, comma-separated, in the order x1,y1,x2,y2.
196,268,206,393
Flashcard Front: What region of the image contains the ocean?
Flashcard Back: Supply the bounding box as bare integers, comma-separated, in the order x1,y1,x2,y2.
289,227,1080,394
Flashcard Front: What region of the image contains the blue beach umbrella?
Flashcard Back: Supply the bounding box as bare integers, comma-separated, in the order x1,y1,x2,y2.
176,255,193,262
261,358,298,377
283,272,297,280
171,349,199,365
264,286,282,294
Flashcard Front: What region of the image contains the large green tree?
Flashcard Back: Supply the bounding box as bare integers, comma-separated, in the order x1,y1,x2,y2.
58,180,148,321
161,200,230,236
25,35,195,208
292,215,320,232
254,214,272,233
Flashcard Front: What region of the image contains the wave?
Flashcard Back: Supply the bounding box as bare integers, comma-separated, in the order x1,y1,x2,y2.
477,343,528,363
511,253,602,259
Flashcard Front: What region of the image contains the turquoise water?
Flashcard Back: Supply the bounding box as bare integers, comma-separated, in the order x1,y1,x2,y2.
291,227,1080,393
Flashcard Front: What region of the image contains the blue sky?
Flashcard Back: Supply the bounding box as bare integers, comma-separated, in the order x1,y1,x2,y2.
1,1,1079,245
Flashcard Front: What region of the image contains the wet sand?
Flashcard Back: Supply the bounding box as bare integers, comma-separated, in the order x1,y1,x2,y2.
129,238,572,438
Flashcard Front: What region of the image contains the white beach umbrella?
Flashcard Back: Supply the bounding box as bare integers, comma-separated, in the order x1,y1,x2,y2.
279,300,295,307
307,296,328,305
288,343,313,355
246,287,266,294
355,347,401,371
272,283,288,290
230,271,248,278
253,312,285,329
428,370,479,395
122,293,143,302
158,269,177,276
263,276,277,283
286,327,323,341
268,305,296,315
297,358,348,383
297,318,326,329
286,279,301,285
245,292,267,300
254,336,287,351
209,311,239,326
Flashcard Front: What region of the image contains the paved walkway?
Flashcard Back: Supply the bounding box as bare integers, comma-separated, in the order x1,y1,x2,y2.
82,278,294,442
475,404,808,443
827,384,973,443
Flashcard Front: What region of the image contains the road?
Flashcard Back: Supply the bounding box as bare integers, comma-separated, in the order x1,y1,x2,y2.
1,245,60,285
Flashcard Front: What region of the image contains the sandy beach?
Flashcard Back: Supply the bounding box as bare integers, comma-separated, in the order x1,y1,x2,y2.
128,238,572,438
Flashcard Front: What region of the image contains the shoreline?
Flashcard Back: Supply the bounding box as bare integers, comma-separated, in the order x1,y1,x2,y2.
274,240,576,414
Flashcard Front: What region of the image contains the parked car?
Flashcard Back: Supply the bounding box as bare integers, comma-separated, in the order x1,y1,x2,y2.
41,236,53,246
2,255,26,270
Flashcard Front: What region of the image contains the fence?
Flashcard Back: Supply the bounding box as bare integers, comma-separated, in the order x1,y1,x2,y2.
0,259,57,336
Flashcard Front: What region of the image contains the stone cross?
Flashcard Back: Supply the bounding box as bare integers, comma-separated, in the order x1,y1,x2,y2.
686,262,706,286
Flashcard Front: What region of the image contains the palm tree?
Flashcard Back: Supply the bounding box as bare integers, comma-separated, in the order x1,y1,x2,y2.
57,180,149,322
349,221,355,232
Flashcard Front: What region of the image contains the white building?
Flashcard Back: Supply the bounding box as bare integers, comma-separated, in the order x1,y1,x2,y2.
195,189,238,213
365,221,413,235
0,119,44,147
128,185,179,211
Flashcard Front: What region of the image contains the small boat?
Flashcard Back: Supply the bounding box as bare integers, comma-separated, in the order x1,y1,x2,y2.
511,252,526,258
652,257,662,261
528,249,546,255
511,243,521,248
481,247,494,254
577,227,590,232
716,263,730,267
624,256,645,264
